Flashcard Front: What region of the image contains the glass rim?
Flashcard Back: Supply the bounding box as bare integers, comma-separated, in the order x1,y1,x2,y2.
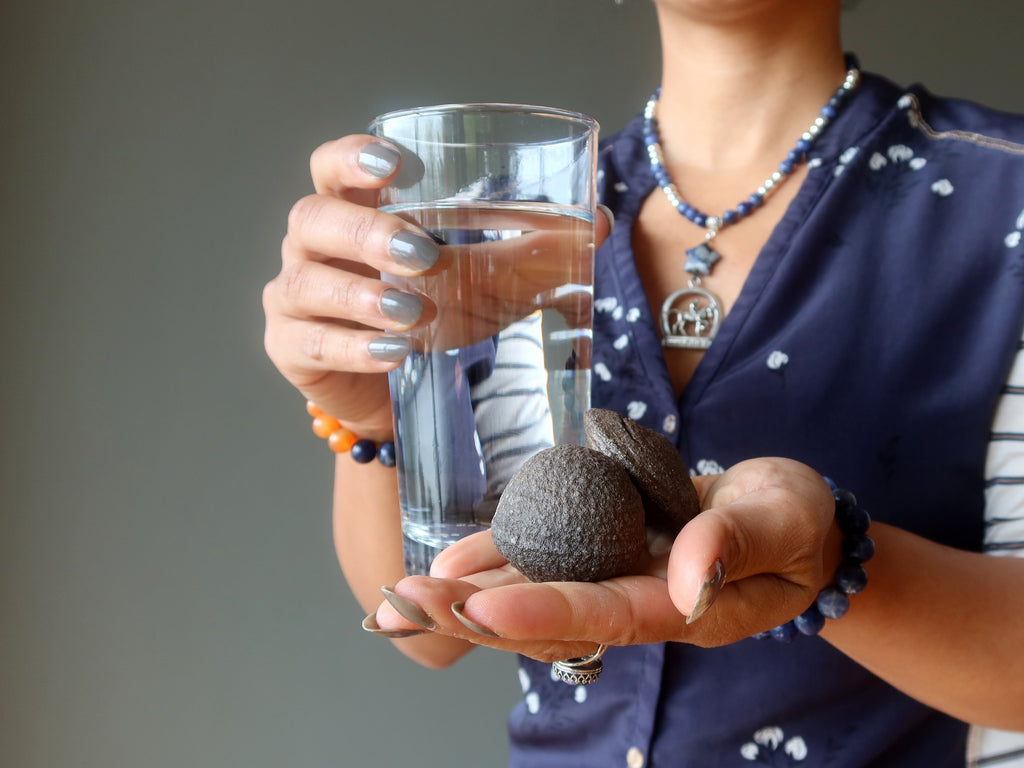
368,102,599,135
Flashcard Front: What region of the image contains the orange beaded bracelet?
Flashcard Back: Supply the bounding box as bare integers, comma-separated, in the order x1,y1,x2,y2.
306,401,396,466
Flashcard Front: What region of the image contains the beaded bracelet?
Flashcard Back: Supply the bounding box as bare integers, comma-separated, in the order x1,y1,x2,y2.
759,482,874,642
306,401,397,467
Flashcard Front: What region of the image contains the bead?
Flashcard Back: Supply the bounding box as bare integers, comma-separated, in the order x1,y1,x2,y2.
327,427,358,453
794,605,826,636
643,69,858,250
835,563,868,595
836,503,871,535
833,486,858,511
312,415,342,438
350,438,378,464
308,402,396,466
763,484,870,641
770,622,799,643
817,587,850,620
377,441,397,467
842,532,876,564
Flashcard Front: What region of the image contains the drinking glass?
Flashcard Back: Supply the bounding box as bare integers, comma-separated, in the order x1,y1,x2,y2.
370,103,599,575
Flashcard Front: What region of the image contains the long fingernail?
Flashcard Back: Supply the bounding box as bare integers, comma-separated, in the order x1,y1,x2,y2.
368,336,411,362
380,289,424,327
597,203,615,232
381,586,435,630
451,601,500,638
687,559,725,625
361,612,426,639
389,231,440,271
358,142,401,179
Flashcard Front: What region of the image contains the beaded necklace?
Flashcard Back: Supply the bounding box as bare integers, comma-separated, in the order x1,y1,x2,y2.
643,66,861,349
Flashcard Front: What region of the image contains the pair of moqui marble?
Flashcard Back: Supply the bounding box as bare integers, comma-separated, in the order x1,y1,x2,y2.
491,409,701,583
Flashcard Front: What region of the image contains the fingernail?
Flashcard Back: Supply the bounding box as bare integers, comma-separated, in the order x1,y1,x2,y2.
380,289,424,327
597,203,616,232
451,601,500,638
389,231,440,271
368,335,411,362
381,586,435,630
358,142,401,179
687,559,725,625
361,612,426,639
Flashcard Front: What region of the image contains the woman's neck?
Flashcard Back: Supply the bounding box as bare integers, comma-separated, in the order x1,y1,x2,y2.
652,0,846,173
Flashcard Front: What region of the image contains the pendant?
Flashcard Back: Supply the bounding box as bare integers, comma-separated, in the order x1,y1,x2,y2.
660,279,722,349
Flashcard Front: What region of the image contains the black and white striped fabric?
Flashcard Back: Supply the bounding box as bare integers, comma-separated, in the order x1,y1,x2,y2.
969,334,1024,767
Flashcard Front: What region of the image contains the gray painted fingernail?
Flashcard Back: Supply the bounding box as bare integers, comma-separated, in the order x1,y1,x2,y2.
687,559,725,625
380,586,436,630
361,612,426,639
451,601,500,638
368,336,411,362
380,289,424,327
389,231,440,271
358,142,401,178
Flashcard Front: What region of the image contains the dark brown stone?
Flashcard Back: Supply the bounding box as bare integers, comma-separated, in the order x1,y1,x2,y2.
584,408,700,535
491,444,648,582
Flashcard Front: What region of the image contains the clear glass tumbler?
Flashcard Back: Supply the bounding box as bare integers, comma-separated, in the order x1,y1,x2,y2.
370,104,599,575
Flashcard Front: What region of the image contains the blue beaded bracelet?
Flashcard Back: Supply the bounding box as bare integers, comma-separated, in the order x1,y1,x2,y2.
759,483,874,642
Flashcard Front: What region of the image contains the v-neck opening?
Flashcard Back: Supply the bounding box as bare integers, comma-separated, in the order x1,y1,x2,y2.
600,71,901,425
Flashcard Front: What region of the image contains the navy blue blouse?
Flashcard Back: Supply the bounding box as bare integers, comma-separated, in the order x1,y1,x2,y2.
507,70,1024,767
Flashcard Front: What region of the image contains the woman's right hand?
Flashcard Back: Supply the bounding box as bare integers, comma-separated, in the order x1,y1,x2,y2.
262,136,440,439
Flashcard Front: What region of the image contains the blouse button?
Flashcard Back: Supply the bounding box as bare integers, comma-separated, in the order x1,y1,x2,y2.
626,746,645,768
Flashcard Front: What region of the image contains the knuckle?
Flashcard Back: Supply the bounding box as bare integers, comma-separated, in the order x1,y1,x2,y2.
326,272,359,309
302,322,332,363
261,279,277,312
341,205,381,253
287,194,321,236
277,263,310,305
309,139,334,176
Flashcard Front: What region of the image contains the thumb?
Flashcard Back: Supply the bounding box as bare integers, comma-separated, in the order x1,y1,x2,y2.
665,482,835,639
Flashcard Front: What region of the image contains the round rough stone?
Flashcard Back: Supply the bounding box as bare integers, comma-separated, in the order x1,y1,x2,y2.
491,444,648,583
584,409,700,535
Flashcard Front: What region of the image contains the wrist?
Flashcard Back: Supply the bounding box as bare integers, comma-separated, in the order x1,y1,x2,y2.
760,483,875,642
307,400,397,466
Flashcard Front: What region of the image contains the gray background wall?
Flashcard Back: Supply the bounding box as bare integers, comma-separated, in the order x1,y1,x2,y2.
3,1,1021,767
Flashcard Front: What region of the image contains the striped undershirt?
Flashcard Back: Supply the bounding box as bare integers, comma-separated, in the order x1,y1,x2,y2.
970,333,1024,767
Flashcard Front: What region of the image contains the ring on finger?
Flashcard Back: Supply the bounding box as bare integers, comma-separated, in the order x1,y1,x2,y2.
552,644,607,685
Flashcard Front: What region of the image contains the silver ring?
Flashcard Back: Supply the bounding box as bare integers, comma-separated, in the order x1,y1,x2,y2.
552,644,607,685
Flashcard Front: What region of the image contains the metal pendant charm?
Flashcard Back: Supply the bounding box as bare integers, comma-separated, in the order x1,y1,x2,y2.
660,280,722,349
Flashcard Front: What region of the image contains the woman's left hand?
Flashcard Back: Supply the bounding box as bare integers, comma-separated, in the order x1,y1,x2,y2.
371,457,840,661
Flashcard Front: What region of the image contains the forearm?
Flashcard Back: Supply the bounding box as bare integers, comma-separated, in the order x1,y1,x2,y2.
331,455,476,668
822,522,1024,730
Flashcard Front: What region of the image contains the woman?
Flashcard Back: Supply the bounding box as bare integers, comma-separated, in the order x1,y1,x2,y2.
263,0,1024,764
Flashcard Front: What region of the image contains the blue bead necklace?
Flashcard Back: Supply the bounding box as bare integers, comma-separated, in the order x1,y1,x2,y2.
644,66,861,349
